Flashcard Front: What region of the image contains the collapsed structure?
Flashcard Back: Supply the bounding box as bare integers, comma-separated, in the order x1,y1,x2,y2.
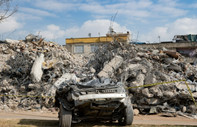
0,35,196,119
0,35,83,110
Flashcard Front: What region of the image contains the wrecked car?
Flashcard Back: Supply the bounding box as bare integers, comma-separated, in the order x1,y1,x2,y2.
54,76,133,127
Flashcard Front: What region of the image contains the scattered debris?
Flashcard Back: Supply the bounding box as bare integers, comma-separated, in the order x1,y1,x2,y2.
5,39,20,44
163,51,181,59
133,109,140,116
87,42,197,117
0,37,196,119
0,35,80,111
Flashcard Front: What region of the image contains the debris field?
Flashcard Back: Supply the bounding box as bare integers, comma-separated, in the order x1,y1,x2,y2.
0,36,197,119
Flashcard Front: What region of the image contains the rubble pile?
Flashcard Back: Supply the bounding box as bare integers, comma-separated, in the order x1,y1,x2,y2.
0,36,86,111
0,36,196,117
87,42,197,117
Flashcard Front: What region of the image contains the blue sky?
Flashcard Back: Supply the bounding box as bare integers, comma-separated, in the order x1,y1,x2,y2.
0,0,197,44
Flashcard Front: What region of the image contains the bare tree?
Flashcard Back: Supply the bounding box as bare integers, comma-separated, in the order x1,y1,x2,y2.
0,0,17,22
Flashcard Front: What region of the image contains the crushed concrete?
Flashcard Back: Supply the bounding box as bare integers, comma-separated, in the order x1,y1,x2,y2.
0,36,83,111
87,41,197,117
0,37,196,118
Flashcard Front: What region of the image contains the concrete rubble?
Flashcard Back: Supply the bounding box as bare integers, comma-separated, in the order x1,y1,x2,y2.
0,37,196,118
86,42,197,118
0,35,83,111
30,53,44,82
98,55,123,78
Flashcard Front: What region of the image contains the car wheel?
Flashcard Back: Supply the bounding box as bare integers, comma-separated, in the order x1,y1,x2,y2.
118,104,133,126
59,104,72,127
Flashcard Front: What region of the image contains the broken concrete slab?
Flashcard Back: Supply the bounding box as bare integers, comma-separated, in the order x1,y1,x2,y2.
146,98,161,105
133,109,140,116
163,91,176,98
30,53,44,82
47,73,80,96
144,72,156,85
5,39,20,44
142,88,154,98
163,51,181,59
98,55,123,78
167,63,182,72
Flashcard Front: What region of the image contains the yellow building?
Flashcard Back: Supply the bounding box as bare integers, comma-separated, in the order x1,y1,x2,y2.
65,32,131,55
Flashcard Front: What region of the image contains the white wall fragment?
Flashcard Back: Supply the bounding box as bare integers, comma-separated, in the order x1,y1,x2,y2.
30,53,44,82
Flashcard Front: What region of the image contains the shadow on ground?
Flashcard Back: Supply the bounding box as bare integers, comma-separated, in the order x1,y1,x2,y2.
18,119,197,127
18,119,58,127
18,119,121,127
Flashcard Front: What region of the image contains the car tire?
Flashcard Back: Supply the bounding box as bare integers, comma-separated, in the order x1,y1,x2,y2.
118,104,134,126
59,104,72,127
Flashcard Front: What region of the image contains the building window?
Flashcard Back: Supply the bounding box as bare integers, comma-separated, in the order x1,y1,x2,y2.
91,45,99,52
74,45,84,53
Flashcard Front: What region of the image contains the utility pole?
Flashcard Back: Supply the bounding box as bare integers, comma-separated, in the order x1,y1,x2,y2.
158,35,160,43
136,31,139,42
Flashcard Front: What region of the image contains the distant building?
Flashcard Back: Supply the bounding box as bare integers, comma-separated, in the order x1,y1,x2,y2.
65,32,131,55
173,34,197,42
135,34,197,58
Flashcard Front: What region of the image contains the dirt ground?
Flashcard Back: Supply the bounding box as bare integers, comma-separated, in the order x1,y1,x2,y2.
0,111,196,127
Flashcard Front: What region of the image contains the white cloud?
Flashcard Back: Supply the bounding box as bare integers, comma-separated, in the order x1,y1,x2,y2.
39,24,65,40
79,3,108,15
140,17,197,43
157,0,177,6
0,17,22,34
168,18,197,34
20,7,56,17
78,0,186,19
38,20,129,45
47,24,60,31
191,3,197,8
34,0,76,12
6,30,29,40
29,0,187,22
79,0,152,18
65,19,129,38
16,13,42,20
152,5,187,17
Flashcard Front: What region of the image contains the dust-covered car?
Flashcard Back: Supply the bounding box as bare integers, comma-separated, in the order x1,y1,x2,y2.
54,77,133,127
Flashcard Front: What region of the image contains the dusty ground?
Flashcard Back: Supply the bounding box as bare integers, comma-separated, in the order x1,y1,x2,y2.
0,111,196,127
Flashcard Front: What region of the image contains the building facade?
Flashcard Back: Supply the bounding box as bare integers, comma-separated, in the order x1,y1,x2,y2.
65,32,131,55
